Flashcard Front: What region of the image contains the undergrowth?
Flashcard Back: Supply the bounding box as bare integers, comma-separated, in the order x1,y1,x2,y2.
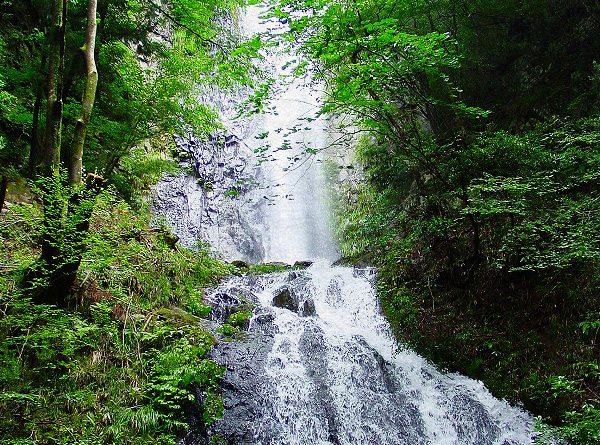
0,190,233,444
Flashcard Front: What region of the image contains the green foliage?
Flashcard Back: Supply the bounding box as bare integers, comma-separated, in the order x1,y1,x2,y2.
463,118,600,272
300,0,600,440
228,310,253,327
216,323,236,336
0,203,42,273
0,0,257,181
215,309,253,338
185,293,213,318
0,194,229,444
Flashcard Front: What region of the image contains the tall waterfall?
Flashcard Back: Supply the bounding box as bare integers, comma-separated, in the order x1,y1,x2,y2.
163,5,537,444
241,5,339,263
152,5,338,263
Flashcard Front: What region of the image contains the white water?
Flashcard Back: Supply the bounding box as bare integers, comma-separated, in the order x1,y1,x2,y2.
242,5,339,263
205,262,535,444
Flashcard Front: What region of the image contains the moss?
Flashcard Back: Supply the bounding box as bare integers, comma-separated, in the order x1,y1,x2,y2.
247,262,292,274
156,307,214,332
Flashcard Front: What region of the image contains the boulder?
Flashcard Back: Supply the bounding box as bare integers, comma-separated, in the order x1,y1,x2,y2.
231,260,249,269
264,261,290,268
293,260,313,269
302,299,316,317
272,287,298,313
272,286,315,317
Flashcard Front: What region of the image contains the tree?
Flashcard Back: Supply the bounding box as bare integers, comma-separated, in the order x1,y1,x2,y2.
275,0,600,437
0,0,252,304
69,0,98,186
275,0,600,281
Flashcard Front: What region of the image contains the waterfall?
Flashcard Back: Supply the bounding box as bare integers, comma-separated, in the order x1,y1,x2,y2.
151,4,339,263
156,5,537,444
183,262,535,444
241,5,339,263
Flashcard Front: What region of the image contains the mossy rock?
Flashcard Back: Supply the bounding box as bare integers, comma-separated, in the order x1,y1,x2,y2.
293,260,313,269
231,260,249,269
5,177,34,204
157,307,214,332
248,262,292,274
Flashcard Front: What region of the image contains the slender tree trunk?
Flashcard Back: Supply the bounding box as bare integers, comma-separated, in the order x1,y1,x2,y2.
28,86,44,176
69,0,98,186
28,0,67,305
0,175,7,213
28,54,46,177
42,0,67,175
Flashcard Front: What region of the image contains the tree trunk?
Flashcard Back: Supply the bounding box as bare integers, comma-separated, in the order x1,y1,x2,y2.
42,0,67,175
0,175,7,213
25,174,103,306
69,0,98,186
25,0,101,306
28,84,44,176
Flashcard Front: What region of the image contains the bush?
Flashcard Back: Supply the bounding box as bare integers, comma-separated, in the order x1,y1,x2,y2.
0,192,230,444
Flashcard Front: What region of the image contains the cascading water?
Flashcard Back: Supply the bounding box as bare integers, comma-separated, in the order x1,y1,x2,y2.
167,5,536,444
241,5,339,263
184,262,535,444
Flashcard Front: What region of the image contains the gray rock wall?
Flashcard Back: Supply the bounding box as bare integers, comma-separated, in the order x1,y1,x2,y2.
152,131,267,262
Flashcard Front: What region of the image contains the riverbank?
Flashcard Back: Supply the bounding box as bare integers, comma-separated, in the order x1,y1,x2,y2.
330,164,600,444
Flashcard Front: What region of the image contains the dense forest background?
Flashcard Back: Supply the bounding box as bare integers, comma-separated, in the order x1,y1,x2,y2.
1,0,600,443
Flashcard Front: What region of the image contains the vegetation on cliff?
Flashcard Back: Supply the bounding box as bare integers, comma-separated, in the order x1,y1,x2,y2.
0,0,257,442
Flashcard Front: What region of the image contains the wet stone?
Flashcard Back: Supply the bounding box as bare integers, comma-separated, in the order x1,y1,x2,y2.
302,298,316,317
293,260,314,269
272,287,298,313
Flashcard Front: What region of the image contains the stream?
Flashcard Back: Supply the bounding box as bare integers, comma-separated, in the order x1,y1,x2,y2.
185,262,536,444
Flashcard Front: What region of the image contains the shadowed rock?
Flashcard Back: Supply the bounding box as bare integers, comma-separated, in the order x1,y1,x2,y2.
293,260,314,269
272,287,298,312
272,285,316,317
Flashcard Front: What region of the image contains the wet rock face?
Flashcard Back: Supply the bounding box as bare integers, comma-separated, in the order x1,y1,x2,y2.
205,286,258,324
204,325,279,444
151,173,205,249
180,322,278,445
272,272,316,316
152,130,267,262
